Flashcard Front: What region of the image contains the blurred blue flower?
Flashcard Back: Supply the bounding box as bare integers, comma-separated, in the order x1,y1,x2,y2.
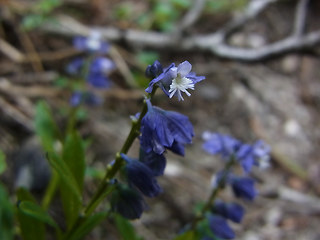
212,200,245,223
203,132,270,173
230,176,257,201
252,140,271,169
207,214,235,239
111,184,147,219
202,132,241,159
69,91,103,107
73,30,109,53
140,100,194,155
145,60,163,79
90,57,115,74
139,149,166,177
121,154,162,198
145,61,205,101
87,72,111,88
66,58,84,75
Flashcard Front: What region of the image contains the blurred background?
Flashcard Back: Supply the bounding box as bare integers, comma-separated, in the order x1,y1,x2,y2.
0,0,320,239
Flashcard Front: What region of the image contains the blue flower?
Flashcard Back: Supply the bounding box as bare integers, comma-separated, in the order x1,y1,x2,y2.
140,100,194,155
87,72,111,88
121,154,162,198
212,200,245,223
203,132,271,173
111,184,147,219
66,58,84,75
69,91,103,107
252,140,271,169
207,214,235,239
202,132,241,159
139,149,166,177
145,60,163,79
90,57,115,74
230,176,257,201
146,61,205,101
73,31,109,53
236,143,255,173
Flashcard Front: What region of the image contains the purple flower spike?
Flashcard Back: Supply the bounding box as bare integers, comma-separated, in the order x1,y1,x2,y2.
230,176,257,201
146,61,205,101
121,154,162,198
111,185,147,219
207,214,235,239
139,149,166,177
140,100,194,155
212,200,245,223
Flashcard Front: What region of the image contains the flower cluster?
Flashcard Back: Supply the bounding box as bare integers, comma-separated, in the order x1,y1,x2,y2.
67,31,115,106
145,60,205,101
111,60,203,219
200,132,270,239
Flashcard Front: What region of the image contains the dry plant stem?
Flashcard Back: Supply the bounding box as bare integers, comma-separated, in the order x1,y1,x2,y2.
65,88,157,239
190,158,236,230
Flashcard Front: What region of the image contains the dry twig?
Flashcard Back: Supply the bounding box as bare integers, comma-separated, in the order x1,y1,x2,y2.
41,0,320,61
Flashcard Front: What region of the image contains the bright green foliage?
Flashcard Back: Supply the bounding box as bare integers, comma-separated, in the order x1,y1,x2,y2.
67,212,108,240
34,101,61,152
0,184,14,240
114,214,143,240
0,150,6,175
17,188,46,240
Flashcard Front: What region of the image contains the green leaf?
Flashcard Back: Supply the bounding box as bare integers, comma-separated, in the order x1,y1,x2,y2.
0,150,6,175
68,212,107,240
60,131,86,229
0,184,14,240
62,131,86,191
34,101,61,152
173,230,199,240
46,152,82,204
136,51,159,66
21,14,45,30
16,188,46,240
18,201,58,228
114,214,143,240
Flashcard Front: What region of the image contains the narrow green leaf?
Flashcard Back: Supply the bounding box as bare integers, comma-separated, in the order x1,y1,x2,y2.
62,131,86,191
0,150,6,175
46,152,82,203
114,214,143,240
47,152,82,229
68,212,107,240
0,184,14,240
16,188,46,240
34,101,61,152
18,201,58,228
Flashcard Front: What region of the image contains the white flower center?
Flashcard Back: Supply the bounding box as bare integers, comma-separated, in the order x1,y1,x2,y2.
169,75,194,101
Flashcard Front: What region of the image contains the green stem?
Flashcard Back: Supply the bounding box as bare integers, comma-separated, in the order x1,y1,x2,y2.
190,157,236,230
64,87,157,239
41,171,59,209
